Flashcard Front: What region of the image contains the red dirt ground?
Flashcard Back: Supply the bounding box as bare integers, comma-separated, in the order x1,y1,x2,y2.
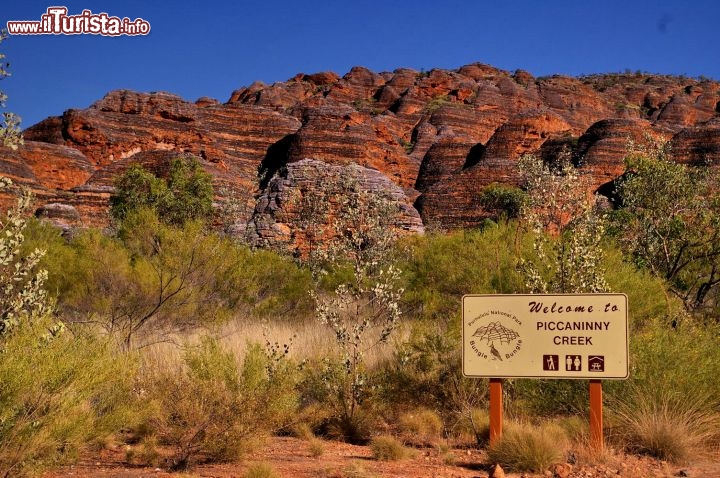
42,436,720,478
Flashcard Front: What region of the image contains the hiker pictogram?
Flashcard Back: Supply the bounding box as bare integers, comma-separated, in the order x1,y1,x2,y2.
543,354,559,371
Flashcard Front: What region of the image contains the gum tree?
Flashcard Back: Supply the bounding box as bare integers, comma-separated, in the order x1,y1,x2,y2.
518,153,609,294
613,141,720,311
305,176,404,442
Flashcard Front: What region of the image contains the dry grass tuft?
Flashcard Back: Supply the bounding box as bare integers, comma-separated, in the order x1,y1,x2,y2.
292,422,316,441
611,390,720,464
369,435,413,461
487,420,568,473
451,408,490,446
308,437,325,458
244,462,279,478
397,408,443,445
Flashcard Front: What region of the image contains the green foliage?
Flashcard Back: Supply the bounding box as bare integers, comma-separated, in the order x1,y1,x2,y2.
19,218,74,298
0,318,136,477
232,248,313,320
512,379,589,417
0,179,132,476
511,246,671,417
53,210,238,349
394,224,670,419
299,355,377,443
603,319,720,462
384,322,462,407
399,223,528,324
142,338,298,470
0,31,22,150
610,319,720,405
383,321,494,446
479,183,528,222
612,141,720,311
30,211,313,348
110,155,213,226
0,177,136,477
398,138,415,154
487,421,568,473
603,245,674,330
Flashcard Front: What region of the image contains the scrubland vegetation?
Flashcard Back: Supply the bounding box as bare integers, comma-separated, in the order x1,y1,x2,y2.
1,144,720,477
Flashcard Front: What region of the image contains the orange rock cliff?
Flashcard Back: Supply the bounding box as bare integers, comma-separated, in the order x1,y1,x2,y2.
1,63,719,249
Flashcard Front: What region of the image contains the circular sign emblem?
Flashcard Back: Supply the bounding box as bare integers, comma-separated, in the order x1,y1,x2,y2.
467,310,523,362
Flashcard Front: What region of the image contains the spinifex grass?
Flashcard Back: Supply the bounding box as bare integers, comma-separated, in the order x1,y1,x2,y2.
610,388,720,464
487,420,568,473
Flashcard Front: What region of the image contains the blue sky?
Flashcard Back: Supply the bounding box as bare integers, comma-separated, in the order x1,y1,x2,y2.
2,1,719,128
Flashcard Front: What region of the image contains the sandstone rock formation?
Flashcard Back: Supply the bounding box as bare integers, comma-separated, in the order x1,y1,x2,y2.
248,158,424,256
1,63,718,243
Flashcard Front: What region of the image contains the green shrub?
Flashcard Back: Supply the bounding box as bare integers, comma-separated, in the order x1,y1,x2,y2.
610,142,720,311
512,379,589,417
227,247,313,320
424,94,452,113
383,321,490,442
487,422,568,473
110,154,213,226
0,177,137,476
509,243,671,417
0,318,136,477
479,183,528,222
369,435,412,461
556,415,589,442
36,213,314,344
305,175,405,444
141,338,298,470
54,212,240,349
398,223,529,324
602,245,675,330
605,319,720,462
300,355,377,443
609,319,720,405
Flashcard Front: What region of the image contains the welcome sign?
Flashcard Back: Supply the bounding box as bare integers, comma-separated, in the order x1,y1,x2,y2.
462,294,629,379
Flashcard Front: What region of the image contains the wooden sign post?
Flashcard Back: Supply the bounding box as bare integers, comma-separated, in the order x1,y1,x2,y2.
589,379,603,450
489,378,503,445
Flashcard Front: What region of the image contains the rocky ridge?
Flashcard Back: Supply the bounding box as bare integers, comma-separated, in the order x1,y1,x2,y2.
2,63,719,246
